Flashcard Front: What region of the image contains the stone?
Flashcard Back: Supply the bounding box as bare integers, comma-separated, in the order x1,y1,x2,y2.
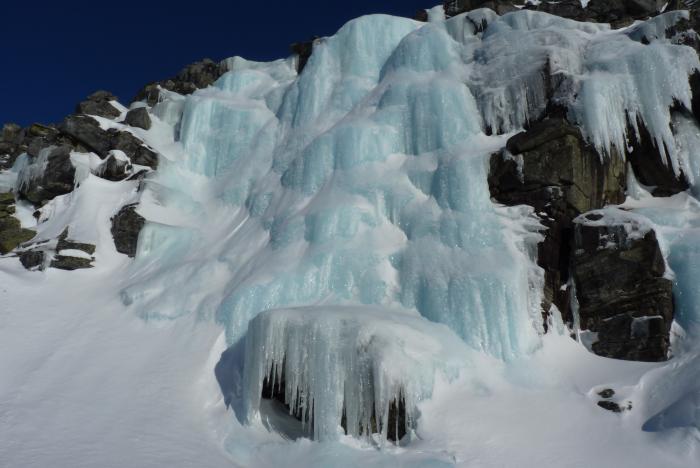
75,90,121,119
598,389,616,399
572,215,674,361
124,107,152,130
111,204,145,257
0,123,27,170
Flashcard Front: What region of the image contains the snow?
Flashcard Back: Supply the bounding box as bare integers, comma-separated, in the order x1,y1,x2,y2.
1,6,700,468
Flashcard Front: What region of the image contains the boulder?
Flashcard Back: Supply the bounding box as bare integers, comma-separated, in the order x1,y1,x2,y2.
111,204,145,257
75,91,121,119
124,107,152,130
56,228,96,256
17,146,77,205
59,115,112,156
109,131,158,168
571,211,674,361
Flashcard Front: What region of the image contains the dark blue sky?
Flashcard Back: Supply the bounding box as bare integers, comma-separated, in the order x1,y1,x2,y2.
1,1,429,127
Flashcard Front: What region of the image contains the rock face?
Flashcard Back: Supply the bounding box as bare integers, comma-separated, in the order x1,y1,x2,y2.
75,91,121,119
489,118,627,322
291,39,317,73
572,212,674,361
133,58,228,106
111,204,145,257
0,192,35,254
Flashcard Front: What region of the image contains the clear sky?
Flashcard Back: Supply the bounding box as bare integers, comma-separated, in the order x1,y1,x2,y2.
1,0,430,127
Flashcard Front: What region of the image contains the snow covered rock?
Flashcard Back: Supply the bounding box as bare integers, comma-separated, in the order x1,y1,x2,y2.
75,90,121,119
572,210,673,361
59,115,113,156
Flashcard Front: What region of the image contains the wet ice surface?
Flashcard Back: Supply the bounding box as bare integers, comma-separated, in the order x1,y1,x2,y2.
1,6,700,468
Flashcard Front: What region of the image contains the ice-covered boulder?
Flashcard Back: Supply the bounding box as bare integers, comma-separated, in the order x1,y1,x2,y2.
571,209,674,361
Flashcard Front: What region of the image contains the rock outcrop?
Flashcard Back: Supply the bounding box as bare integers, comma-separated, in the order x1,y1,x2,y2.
572,211,674,361
111,204,145,257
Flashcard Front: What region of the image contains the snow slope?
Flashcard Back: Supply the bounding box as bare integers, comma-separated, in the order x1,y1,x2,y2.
1,5,700,467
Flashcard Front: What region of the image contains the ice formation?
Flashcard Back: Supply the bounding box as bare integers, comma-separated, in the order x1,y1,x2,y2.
106,7,700,444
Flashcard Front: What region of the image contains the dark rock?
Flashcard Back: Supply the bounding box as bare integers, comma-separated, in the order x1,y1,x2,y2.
598,388,616,399
19,250,44,270
572,215,674,361
124,107,152,130
96,152,132,181
50,254,93,270
133,58,228,106
59,115,112,156
597,400,624,413
111,204,145,257
17,146,76,205
489,119,627,323
75,91,121,119
110,131,158,168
